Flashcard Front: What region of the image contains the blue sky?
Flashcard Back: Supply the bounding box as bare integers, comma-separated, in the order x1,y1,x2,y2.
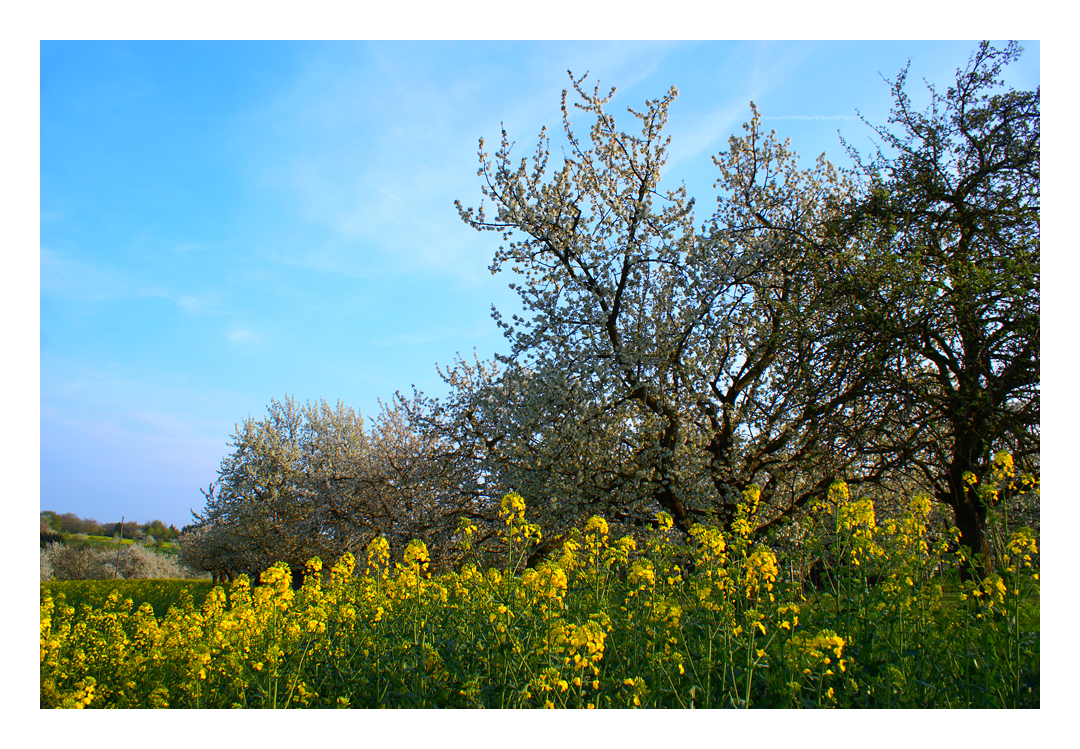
39,40,1041,529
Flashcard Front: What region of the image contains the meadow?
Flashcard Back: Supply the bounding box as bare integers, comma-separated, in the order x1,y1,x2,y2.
54,535,178,553
40,473,1039,709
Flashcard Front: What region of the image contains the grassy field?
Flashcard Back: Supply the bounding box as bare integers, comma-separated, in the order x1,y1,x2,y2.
55,534,178,553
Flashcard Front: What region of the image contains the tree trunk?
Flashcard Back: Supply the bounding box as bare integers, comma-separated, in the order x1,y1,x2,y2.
945,416,993,582
951,487,991,582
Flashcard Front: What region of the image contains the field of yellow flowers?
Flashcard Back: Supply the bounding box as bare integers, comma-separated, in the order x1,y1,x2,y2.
40,461,1039,709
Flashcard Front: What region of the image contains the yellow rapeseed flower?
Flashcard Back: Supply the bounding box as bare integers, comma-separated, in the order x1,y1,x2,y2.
500,492,527,524
992,451,1015,480
585,516,609,537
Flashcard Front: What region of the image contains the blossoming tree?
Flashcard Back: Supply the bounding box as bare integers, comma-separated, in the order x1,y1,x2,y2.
185,394,487,579
443,73,899,544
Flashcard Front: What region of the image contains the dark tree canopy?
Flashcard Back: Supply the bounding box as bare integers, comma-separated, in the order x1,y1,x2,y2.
834,40,1039,571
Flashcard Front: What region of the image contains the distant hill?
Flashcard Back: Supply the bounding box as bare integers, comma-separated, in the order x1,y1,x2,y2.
40,511,181,545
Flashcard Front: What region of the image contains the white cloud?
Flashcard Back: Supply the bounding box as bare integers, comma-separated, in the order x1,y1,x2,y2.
761,115,864,121
369,322,490,348
42,245,232,317
40,246,132,302
225,326,263,345
175,293,221,314
370,332,439,347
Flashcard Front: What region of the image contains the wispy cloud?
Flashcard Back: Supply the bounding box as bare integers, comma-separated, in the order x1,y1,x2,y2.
761,115,863,121
42,246,231,316
369,324,475,348
40,375,242,525
40,363,242,447
41,247,133,302
368,314,501,348
243,43,693,288
175,293,222,315
225,326,265,346
665,105,748,175
370,332,441,347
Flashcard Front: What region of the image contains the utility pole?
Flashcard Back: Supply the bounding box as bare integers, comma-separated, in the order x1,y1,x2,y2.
115,516,124,579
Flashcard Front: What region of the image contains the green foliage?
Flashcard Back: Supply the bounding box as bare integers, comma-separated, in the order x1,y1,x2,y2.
834,41,1039,572
70,534,177,552
41,511,60,533
40,511,182,543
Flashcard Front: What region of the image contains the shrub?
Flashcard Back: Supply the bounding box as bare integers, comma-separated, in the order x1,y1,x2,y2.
43,544,112,581
40,545,54,582
40,542,209,581
109,544,197,580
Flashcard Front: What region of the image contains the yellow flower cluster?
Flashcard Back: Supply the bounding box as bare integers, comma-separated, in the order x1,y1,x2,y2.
690,523,727,564
549,620,607,673
584,515,609,537
367,536,390,577
499,491,543,564
730,490,756,538
1005,527,1038,568
626,558,655,594
992,451,1015,481
966,573,1009,609
519,565,569,612
402,540,431,572
965,451,1037,508
744,547,779,599
42,552,366,708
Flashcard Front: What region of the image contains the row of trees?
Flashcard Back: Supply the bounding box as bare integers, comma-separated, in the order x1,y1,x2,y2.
179,396,480,583
181,42,1038,582
40,511,181,544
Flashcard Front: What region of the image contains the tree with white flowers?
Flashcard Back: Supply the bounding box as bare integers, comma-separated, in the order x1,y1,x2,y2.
185,394,484,580
444,73,901,546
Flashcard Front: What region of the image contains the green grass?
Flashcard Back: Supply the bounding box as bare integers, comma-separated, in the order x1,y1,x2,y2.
60,535,177,553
